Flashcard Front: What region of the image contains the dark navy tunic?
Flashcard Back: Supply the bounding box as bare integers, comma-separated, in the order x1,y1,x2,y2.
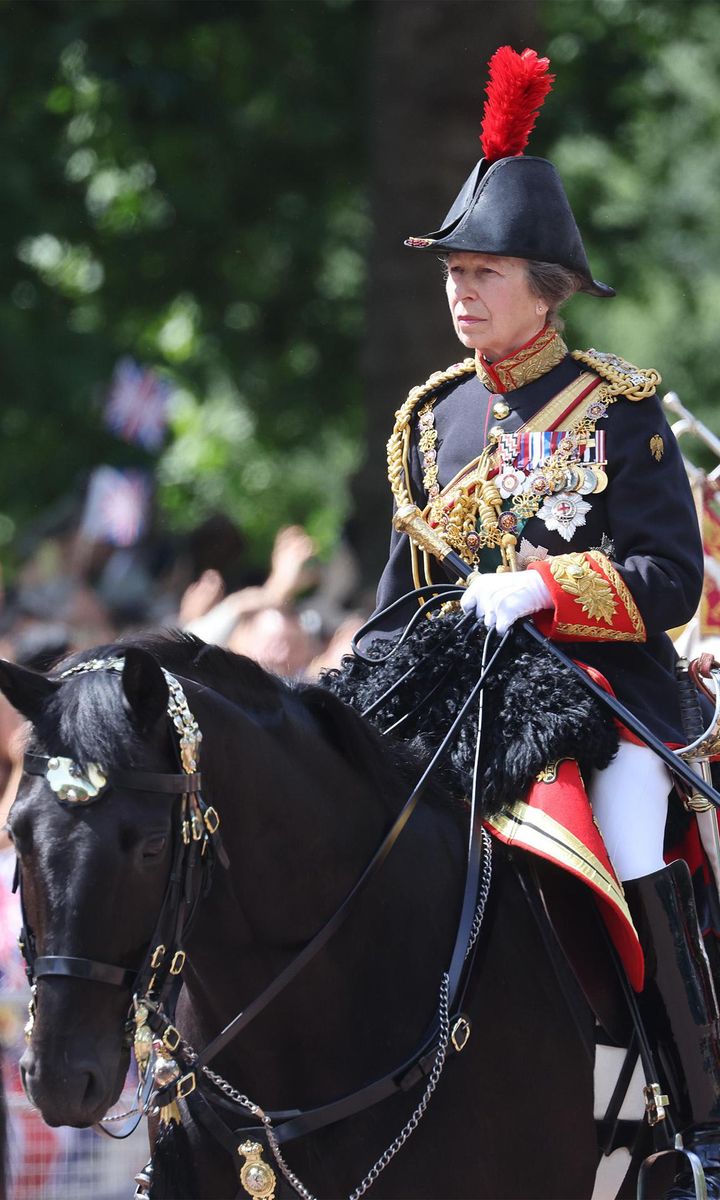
374,354,704,745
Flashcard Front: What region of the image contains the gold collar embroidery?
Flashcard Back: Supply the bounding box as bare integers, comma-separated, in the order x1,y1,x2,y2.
475,325,568,393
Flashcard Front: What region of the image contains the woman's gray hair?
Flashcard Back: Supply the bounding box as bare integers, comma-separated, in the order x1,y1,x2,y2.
525,260,584,330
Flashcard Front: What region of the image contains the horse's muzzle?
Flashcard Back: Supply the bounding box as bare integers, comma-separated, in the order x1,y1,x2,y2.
20,1040,129,1128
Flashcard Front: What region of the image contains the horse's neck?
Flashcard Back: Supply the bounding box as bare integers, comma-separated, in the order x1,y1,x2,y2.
181,751,466,1109
199,697,394,932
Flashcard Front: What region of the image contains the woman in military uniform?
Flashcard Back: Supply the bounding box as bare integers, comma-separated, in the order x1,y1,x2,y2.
375,47,720,1199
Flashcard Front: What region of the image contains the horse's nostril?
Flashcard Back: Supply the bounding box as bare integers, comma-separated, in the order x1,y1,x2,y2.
80,1065,105,1111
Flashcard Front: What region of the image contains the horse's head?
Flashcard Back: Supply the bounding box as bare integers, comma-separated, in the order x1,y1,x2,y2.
1,647,184,1127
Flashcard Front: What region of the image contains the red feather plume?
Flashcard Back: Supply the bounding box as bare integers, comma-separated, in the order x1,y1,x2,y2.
480,46,555,163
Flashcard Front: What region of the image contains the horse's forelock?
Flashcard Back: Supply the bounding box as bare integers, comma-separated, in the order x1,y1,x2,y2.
32,630,287,766
34,670,142,768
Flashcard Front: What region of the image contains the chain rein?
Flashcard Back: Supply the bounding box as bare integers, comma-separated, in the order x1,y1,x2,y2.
196,828,492,1200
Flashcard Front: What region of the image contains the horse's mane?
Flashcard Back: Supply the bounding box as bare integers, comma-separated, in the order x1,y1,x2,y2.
36,618,620,817
37,631,445,805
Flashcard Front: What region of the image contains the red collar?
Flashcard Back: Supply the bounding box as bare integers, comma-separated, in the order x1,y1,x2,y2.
475,325,568,393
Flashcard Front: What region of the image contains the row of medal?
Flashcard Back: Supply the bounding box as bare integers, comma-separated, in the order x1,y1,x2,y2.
489,416,610,543
495,428,608,502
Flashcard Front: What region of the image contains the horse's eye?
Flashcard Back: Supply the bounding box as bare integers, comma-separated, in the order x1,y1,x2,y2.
142,834,168,861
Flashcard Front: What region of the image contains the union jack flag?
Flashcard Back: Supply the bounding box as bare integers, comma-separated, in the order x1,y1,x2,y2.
104,357,172,452
80,466,152,548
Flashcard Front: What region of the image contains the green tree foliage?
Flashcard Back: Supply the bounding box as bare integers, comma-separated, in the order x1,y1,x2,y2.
5,0,720,579
0,0,369,568
542,0,720,441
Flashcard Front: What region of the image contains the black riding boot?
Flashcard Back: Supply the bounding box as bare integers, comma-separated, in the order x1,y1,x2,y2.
625,859,720,1200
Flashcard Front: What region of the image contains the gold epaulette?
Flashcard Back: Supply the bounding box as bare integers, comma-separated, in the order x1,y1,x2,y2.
571,348,660,402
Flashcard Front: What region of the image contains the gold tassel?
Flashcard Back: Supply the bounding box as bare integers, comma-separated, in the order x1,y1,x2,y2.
159,1099,181,1126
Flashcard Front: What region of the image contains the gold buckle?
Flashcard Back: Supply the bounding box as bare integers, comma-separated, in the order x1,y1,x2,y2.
450,1015,471,1053
643,1081,670,1126
150,944,166,969
204,806,220,834
176,1071,196,1100
170,950,186,976
163,1025,181,1053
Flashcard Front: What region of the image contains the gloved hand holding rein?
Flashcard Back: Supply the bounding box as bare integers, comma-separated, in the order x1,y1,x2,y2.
459,569,552,635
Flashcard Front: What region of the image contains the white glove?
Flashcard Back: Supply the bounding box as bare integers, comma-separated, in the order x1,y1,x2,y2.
459,569,552,635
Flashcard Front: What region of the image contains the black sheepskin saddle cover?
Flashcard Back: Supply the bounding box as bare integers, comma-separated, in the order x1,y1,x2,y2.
322,613,619,817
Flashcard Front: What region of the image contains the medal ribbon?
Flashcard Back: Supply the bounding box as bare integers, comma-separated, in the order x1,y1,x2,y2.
516,430,565,471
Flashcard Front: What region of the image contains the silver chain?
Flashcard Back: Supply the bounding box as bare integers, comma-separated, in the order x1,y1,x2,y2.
346,972,451,1200
100,1104,139,1123
466,827,492,958
202,974,452,1200
60,656,202,775
199,831,492,1200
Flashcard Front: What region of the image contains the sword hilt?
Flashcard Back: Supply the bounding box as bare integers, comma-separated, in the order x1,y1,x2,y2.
676,657,714,810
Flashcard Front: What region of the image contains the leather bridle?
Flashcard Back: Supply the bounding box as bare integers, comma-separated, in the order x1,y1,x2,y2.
14,658,224,1144
19,752,205,995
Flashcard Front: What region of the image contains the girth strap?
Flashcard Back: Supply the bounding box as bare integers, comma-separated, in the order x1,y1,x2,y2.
34,955,136,989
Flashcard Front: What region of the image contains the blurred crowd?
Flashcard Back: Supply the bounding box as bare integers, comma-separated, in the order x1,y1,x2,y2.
0,514,369,1193
0,514,369,844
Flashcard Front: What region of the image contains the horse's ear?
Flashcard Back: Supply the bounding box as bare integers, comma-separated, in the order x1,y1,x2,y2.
121,648,169,733
0,658,60,723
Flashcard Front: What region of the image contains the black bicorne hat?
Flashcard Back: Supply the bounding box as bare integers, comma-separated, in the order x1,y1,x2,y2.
405,47,614,300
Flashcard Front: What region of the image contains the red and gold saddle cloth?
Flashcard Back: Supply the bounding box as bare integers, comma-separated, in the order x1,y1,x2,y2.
485,758,645,991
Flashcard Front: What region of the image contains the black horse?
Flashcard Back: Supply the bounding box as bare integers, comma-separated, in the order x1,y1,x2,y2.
0,631,620,1200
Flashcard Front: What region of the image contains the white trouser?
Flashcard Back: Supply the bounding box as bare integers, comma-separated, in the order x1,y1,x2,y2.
588,741,671,883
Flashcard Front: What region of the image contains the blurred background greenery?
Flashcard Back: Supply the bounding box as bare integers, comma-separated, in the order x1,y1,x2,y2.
2,0,719,589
